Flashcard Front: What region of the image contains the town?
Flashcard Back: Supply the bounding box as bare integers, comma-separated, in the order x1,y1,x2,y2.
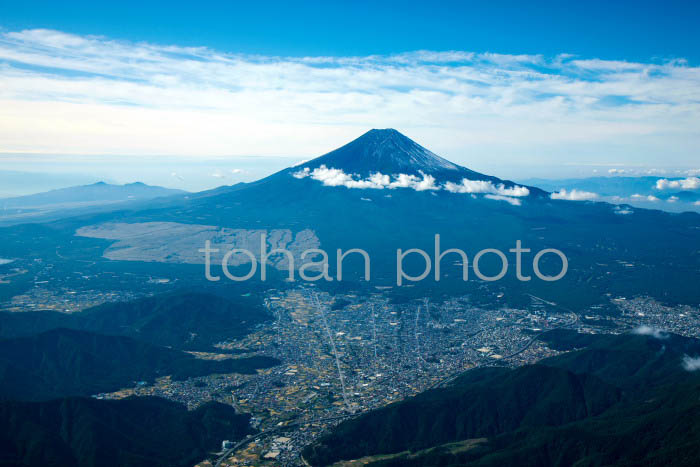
86,285,700,466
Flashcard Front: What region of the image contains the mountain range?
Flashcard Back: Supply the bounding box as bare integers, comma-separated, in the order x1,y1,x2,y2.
302,330,700,466
0,291,270,352
38,128,700,310
0,181,185,226
0,396,253,467
0,129,699,466
0,327,278,401
520,176,700,213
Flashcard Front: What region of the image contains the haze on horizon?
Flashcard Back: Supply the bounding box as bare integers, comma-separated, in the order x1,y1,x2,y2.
1,1,699,192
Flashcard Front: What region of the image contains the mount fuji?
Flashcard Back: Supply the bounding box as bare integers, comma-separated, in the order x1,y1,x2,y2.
310,128,464,175
293,129,534,186
46,129,700,309
273,129,545,198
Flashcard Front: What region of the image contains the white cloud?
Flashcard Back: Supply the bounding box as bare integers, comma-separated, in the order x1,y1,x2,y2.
614,206,634,215
0,28,699,163
630,193,660,202
667,196,679,203
655,177,700,191
292,165,528,201
632,325,668,339
695,201,700,206
608,168,628,175
300,165,385,189
230,168,243,174
484,194,522,206
550,189,598,201
292,167,310,179
390,173,440,191
444,179,529,196
682,355,700,371
293,165,440,191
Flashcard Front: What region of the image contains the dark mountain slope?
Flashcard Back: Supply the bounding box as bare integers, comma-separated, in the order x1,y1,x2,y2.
77,291,268,351
0,291,269,352
0,328,279,401
302,332,700,466
366,379,700,467
0,396,252,467
302,365,621,465
540,331,700,393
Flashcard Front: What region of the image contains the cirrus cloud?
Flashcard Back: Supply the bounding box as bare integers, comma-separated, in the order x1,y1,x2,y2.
0,28,699,163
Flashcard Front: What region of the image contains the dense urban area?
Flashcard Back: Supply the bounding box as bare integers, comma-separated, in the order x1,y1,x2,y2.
3,252,700,466
83,287,698,466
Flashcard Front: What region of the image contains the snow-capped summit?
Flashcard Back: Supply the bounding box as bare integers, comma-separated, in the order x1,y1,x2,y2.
301,129,461,177
288,129,543,197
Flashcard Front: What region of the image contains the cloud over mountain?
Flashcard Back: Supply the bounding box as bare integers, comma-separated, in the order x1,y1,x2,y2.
682,355,700,371
292,165,530,202
293,165,439,191
630,194,660,202
444,179,530,196
655,177,700,191
632,325,669,339
484,194,522,206
550,189,598,201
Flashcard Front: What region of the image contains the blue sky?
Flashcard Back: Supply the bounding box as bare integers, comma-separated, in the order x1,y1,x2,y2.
0,0,699,191
3,0,699,62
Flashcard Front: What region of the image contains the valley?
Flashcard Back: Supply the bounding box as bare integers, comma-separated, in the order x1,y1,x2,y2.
53,287,694,466
3,5,700,466
1,129,699,467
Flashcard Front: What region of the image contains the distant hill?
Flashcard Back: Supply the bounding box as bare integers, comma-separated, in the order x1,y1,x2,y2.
0,181,185,208
302,332,700,466
518,176,700,213
0,181,186,226
0,291,270,352
0,328,279,401
0,170,102,198
0,396,252,467
518,176,664,198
